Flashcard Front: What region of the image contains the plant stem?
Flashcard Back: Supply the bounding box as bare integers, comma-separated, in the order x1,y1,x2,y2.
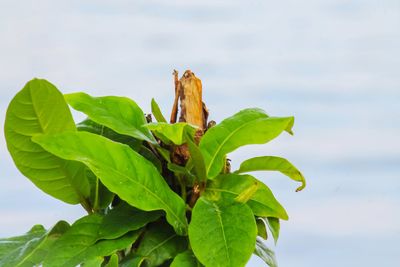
177,174,187,201
93,177,100,212
80,198,93,214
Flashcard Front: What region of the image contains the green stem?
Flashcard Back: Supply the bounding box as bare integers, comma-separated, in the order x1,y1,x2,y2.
146,141,161,160
93,177,100,212
177,174,187,201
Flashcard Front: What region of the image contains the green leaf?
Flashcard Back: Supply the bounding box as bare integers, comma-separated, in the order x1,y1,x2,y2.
4,78,90,204
167,163,196,181
65,92,156,144
199,108,294,179
43,214,102,266
99,204,162,240
0,225,45,259
137,222,188,266
120,256,146,267
144,122,197,145
105,253,119,267
235,156,306,192
82,257,104,267
186,137,207,182
33,131,188,235
256,218,268,240
234,181,259,204
151,98,167,123
42,206,158,267
189,197,257,267
77,118,142,151
266,217,280,244
156,146,171,163
171,251,202,267
254,238,278,267
43,214,142,267
0,221,70,267
139,145,162,173
204,174,288,220
47,232,140,267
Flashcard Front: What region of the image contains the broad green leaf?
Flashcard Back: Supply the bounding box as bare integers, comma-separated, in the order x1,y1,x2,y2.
137,222,187,266
156,146,171,163
171,251,202,267
4,78,90,204
254,238,277,267
144,122,197,145
235,156,306,192
139,145,162,173
0,225,45,259
151,98,167,123
43,213,142,266
204,174,288,220
47,231,140,267
77,118,142,151
77,118,147,209
167,163,196,181
99,204,162,240
65,92,156,144
186,137,207,182
0,221,70,267
199,108,294,179
266,217,280,244
43,214,102,266
120,256,146,267
33,132,188,235
42,206,158,267
105,253,119,267
234,181,259,203
82,257,104,267
189,197,257,267
256,218,268,240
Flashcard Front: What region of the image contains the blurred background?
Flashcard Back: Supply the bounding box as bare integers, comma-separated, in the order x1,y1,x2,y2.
0,1,399,266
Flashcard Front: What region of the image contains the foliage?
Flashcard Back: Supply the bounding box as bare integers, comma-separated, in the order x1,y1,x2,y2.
1,78,306,266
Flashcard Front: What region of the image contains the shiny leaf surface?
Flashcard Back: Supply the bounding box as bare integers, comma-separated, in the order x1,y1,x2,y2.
65,92,156,144
0,221,69,267
204,174,288,220
4,78,90,204
199,108,294,179
189,197,257,267
236,156,306,192
137,222,187,266
43,214,141,266
33,131,188,235
171,251,202,267
151,98,167,123
144,122,197,145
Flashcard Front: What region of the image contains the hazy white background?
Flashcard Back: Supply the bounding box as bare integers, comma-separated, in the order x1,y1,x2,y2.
0,1,399,266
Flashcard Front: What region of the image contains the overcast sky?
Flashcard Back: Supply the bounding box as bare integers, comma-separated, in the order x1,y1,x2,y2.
0,1,399,266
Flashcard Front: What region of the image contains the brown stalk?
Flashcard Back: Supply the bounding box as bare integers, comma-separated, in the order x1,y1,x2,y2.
169,70,209,206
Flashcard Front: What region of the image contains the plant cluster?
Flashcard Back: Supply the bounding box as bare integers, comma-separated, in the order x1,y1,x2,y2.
1,78,305,266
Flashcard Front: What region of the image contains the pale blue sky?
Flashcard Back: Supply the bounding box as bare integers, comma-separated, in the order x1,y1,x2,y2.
0,1,399,266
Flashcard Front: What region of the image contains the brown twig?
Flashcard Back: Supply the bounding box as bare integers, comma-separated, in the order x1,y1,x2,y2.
170,70,180,124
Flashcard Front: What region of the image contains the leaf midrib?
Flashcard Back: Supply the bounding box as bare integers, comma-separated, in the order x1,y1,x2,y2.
15,235,47,267
90,161,185,231
26,86,82,200
143,234,176,257
212,202,230,266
